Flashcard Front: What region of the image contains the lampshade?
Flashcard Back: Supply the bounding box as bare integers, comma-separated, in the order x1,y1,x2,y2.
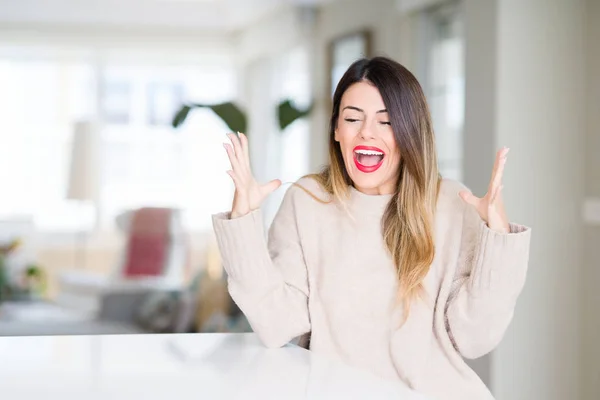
67,120,100,202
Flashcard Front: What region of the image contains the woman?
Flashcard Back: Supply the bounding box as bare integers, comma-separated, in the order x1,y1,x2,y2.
212,56,531,400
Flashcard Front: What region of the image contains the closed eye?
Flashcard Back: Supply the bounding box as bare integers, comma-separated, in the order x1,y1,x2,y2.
344,118,360,123
380,121,391,125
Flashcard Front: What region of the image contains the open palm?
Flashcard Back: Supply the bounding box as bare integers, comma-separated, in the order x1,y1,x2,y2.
459,147,510,233
223,132,281,219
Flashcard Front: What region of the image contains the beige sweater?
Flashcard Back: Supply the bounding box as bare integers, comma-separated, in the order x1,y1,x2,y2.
212,177,531,400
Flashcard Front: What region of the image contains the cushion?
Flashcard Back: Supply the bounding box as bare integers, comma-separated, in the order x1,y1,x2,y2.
122,208,172,277
122,235,168,277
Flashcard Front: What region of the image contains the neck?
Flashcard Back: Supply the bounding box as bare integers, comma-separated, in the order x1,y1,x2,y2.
352,179,398,196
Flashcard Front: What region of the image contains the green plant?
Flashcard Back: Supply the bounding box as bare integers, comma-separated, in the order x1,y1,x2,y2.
171,99,313,133
0,256,7,301
173,102,247,133
277,100,313,131
21,264,47,298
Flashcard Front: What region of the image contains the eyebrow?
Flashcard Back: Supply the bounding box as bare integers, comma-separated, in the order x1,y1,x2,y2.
342,106,388,114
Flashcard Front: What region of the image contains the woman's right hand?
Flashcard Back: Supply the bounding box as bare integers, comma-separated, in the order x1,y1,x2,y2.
224,132,282,219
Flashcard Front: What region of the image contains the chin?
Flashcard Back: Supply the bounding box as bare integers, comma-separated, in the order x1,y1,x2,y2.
347,166,391,194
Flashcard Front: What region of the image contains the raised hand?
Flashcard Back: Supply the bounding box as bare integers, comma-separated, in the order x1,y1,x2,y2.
223,132,282,219
459,147,510,233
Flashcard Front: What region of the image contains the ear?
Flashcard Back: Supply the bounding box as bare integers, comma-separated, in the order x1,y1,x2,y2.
334,129,339,142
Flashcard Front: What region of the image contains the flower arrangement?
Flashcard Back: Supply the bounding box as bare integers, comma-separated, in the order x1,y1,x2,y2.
0,238,22,301
0,238,46,302
0,238,22,256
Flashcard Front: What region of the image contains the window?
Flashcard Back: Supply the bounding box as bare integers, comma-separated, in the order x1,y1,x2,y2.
0,59,94,232
99,64,237,232
261,46,312,227
419,2,465,181
279,47,312,185
0,55,237,234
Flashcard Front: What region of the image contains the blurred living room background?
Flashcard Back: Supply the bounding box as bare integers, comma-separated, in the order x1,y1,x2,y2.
0,0,598,399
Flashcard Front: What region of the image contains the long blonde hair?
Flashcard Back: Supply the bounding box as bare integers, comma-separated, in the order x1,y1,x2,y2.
300,57,441,318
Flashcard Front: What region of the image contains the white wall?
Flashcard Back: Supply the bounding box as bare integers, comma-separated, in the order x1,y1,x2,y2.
583,0,600,397
461,0,499,388
235,6,310,66
492,0,585,399
463,1,589,398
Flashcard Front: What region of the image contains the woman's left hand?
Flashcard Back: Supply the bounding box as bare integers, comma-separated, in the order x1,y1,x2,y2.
459,147,511,233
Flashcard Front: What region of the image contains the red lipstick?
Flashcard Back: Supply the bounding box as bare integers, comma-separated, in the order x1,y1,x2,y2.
353,145,385,173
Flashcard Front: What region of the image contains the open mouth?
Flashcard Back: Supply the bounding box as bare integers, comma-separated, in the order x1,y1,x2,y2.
353,146,385,173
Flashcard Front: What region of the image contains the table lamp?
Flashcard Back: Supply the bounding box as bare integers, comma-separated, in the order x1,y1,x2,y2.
66,120,100,270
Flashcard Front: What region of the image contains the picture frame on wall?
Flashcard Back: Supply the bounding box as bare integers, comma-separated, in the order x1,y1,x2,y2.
327,30,372,103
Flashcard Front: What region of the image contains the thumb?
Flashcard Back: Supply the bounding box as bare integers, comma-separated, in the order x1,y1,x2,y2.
459,190,480,207
261,179,282,196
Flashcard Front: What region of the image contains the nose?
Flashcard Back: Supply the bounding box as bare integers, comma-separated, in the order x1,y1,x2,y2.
359,125,375,141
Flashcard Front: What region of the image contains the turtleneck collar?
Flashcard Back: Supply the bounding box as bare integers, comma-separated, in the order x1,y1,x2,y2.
347,185,394,218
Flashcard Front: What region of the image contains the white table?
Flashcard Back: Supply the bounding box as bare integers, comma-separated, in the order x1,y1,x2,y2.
0,333,432,399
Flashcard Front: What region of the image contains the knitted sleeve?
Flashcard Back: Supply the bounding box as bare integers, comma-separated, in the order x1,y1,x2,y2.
211,185,311,348
445,204,532,359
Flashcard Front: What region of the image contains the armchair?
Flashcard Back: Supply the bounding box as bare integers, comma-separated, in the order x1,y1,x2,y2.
56,207,190,315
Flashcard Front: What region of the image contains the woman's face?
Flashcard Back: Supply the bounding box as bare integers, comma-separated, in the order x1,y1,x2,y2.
335,81,401,195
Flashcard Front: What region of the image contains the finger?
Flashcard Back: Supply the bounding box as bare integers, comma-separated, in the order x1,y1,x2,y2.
227,133,246,171
490,156,506,196
490,184,504,205
459,190,480,207
238,132,251,170
492,150,508,189
261,179,282,196
488,147,509,194
223,143,242,172
487,148,503,192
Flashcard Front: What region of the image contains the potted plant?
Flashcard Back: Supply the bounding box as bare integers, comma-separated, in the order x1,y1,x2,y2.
171,99,313,133
0,238,22,302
